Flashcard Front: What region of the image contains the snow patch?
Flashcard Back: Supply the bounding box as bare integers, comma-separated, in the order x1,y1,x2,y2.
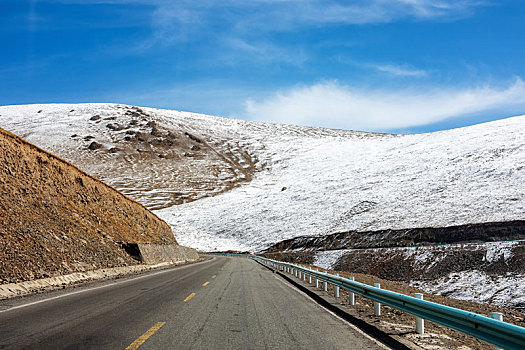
484,241,518,263
313,250,350,270
411,270,525,311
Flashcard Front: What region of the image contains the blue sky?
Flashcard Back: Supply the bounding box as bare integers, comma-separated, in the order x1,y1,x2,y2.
2,0,525,133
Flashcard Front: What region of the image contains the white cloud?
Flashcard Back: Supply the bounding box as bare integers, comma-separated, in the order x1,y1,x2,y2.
244,79,525,131
374,64,428,77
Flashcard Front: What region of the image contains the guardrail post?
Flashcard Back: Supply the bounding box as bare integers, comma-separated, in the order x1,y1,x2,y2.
334,273,340,297
374,283,381,316
323,272,328,292
490,312,503,350
303,269,307,281
308,268,312,284
415,293,424,334
348,277,355,305
315,269,320,288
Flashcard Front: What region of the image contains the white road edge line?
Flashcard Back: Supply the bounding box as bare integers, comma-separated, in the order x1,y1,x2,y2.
0,257,215,314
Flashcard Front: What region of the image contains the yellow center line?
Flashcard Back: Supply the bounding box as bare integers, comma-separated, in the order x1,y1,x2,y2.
211,275,217,279
125,322,166,350
184,292,196,302
202,281,210,286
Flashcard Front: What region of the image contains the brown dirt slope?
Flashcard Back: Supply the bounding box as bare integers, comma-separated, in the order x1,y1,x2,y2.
0,127,176,284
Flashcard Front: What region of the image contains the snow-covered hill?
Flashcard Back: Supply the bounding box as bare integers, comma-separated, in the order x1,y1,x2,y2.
0,104,261,211
1,103,524,252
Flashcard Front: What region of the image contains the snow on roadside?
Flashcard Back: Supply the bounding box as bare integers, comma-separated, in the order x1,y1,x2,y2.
484,241,518,263
310,241,525,310
312,250,351,270
411,271,525,311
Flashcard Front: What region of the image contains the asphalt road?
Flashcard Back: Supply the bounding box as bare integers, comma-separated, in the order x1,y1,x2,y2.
0,257,384,349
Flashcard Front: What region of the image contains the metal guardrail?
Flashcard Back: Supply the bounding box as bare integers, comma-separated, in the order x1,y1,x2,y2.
254,256,525,350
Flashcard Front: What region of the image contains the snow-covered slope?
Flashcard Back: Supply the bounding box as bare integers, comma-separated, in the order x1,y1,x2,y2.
0,104,260,211
1,104,524,251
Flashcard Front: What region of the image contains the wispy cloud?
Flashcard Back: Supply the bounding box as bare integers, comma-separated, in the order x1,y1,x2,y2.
374,64,428,77
40,0,489,66
244,79,525,131
335,57,430,78
152,0,488,41
222,38,308,65
49,0,489,41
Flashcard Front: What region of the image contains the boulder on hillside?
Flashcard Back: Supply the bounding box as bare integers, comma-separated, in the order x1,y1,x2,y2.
88,141,103,150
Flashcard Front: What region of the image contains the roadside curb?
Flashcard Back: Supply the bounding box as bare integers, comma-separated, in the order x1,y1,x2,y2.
0,257,205,300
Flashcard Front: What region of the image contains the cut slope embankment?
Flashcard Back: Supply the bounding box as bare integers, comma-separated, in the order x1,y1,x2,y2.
0,127,182,284
264,220,525,252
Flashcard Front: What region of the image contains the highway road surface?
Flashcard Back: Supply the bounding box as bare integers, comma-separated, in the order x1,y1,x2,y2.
0,257,385,349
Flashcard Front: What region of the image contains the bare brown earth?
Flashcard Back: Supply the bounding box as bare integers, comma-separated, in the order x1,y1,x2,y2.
267,259,525,349
0,127,176,284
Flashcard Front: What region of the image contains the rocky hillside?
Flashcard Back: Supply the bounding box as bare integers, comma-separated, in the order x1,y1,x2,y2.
0,104,259,211
0,127,176,284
